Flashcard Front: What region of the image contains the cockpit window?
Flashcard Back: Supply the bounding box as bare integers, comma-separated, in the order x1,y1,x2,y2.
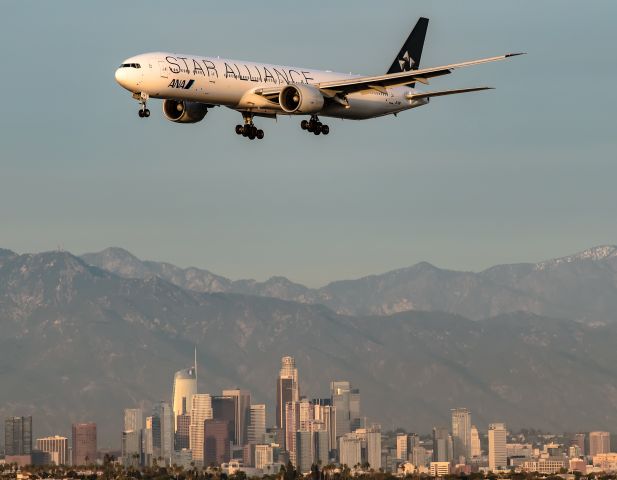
119,63,141,68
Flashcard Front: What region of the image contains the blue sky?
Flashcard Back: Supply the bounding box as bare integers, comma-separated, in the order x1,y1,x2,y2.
1,0,616,286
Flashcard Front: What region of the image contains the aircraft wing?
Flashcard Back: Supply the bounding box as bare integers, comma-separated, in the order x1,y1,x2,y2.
254,53,523,99
405,86,494,99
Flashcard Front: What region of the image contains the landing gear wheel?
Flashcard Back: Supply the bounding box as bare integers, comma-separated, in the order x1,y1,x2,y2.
138,110,144,118
144,109,150,118
301,120,309,130
235,125,244,135
321,125,329,135
256,129,264,140
313,129,321,136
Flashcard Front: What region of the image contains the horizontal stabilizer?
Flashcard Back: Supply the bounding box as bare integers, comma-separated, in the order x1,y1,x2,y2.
405,86,493,100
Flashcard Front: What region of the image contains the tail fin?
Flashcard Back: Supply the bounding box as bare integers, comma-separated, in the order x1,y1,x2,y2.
387,17,429,78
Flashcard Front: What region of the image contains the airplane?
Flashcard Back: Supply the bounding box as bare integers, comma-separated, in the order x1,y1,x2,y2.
114,17,522,140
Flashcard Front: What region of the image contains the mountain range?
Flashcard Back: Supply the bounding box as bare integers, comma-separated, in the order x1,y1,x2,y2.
1,246,617,446
82,245,617,323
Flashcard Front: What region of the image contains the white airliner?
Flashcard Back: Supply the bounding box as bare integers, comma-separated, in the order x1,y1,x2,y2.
115,18,522,140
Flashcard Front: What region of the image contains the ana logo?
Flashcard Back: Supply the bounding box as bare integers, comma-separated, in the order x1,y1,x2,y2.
168,79,195,89
398,51,416,71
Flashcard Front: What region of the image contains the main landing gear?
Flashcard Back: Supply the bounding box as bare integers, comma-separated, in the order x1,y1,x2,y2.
301,115,329,135
136,92,150,118
235,113,264,140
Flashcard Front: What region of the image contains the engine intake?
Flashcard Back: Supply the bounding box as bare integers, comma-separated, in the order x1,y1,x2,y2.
279,84,324,114
162,100,208,123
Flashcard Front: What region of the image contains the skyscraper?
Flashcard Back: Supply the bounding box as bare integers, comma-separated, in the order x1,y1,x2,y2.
331,381,351,438
4,416,32,456
36,436,69,466
488,423,507,471
172,366,197,432
470,425,481,458
451,408,471,462
432,427,451,463
249,404,266,444
122,430,142,467
396,434,408,460
212,395,236,444
152,402,174,464
189,394,213,466
589,431,611,456
144,416,154,466
277,356,299,449
338,433,362,468
204,419,230,466
124,408,144,432
354,426,381,470
222,389,251,447
573,433,586,456
313,400,337,454
175,414,191,451
72,423,97,466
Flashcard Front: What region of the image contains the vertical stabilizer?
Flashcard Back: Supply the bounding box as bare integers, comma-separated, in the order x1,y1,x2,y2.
387,17,429,80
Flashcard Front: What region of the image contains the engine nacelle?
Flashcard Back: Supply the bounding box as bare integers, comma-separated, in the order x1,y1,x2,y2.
279,84,324,114
162,99,208,123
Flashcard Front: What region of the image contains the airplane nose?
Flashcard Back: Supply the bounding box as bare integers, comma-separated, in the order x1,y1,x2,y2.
115,67,131,90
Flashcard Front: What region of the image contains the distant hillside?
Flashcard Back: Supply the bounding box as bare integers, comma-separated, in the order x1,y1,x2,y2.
82,245,617,323
2,249,617,446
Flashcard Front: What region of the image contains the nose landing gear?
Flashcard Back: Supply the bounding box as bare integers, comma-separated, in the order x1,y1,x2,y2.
301,116,330,135
135,92,150,118
235,113,264,140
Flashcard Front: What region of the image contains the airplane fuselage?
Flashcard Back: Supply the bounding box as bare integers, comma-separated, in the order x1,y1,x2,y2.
115,52,428,120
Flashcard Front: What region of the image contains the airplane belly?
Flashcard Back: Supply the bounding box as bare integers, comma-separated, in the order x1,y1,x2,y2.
320,93,400,120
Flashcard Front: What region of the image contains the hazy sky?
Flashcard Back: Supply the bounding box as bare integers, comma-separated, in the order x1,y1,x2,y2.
1,1,616,286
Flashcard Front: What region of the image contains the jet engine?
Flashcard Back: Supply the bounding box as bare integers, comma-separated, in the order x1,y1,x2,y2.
279,84,324,114
162,99,208,123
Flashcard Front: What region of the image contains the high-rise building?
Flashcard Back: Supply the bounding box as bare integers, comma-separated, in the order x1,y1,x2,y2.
72,423,97,466
470,425,481,458
572,433,586,456
349,389,361,431
296,430,313,473
488,423,507,471
204,419,230,466
5,416,32,456
124,408,144,432
248,404,266,444
338,433,362,467
222,389,251,447
212,396,236,445
153,402,174,464
36,436,69,465
189,394,213,466
313,401,336,454
396,434,408,460
175,414,191,451
412,446,429,467
172,366,197,432
285,401,301,464
355,426,381,470
144,416,154,466
122,430,142,467
331,381,351,438
255,444,274,469
451,408,471,462
432,427,451,463
277,356,299,449
589,431,611,456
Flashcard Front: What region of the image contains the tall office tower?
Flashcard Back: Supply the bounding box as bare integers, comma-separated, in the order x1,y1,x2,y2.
412,446,429,467
338,433,362,467
36,436,69,465
488,423,507,471
204,419,230,466
255,444,274,469
153,402,174,464
349,389,362,431
248,404,266,444
396,434,408,460
470,426,481,458
313,402,337,453
432,427,451,463
72,423,97,466
451,408,472,463
124,408,144,432
122,430,142,467
285,401,301,464
175,414,191,450
189,394,213,466
296,430,313,473
172,366,197,432
277,356,300,448
298,398,315,429
222,389,251,446
573,433,586,456
589,431,611,456
4,416,33,456
354,426,381,470
331,381,352,438
314,429,329,466
212,395,236,444
144,417,154,466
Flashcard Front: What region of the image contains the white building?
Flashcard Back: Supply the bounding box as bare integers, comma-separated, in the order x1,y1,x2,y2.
488,423,507,471
430,461,451,476
249,404,266,444
451,408,471,462
470,426,481,457
521,459,565,474
189,394,213,466
396,434,408,460
172,367,197,432
254,444,274,469
339,433,362,468
35,436,69,465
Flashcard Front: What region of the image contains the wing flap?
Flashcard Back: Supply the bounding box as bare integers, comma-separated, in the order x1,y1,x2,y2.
405,86,493,100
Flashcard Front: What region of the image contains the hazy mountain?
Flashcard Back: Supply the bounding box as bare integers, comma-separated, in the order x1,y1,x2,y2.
81,245,617,323
2,249,617,446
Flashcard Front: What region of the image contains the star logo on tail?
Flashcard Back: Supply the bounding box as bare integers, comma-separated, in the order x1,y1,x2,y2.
398,51,416,71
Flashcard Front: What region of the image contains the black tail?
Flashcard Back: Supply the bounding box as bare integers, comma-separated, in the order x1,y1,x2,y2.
387,17,429,77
